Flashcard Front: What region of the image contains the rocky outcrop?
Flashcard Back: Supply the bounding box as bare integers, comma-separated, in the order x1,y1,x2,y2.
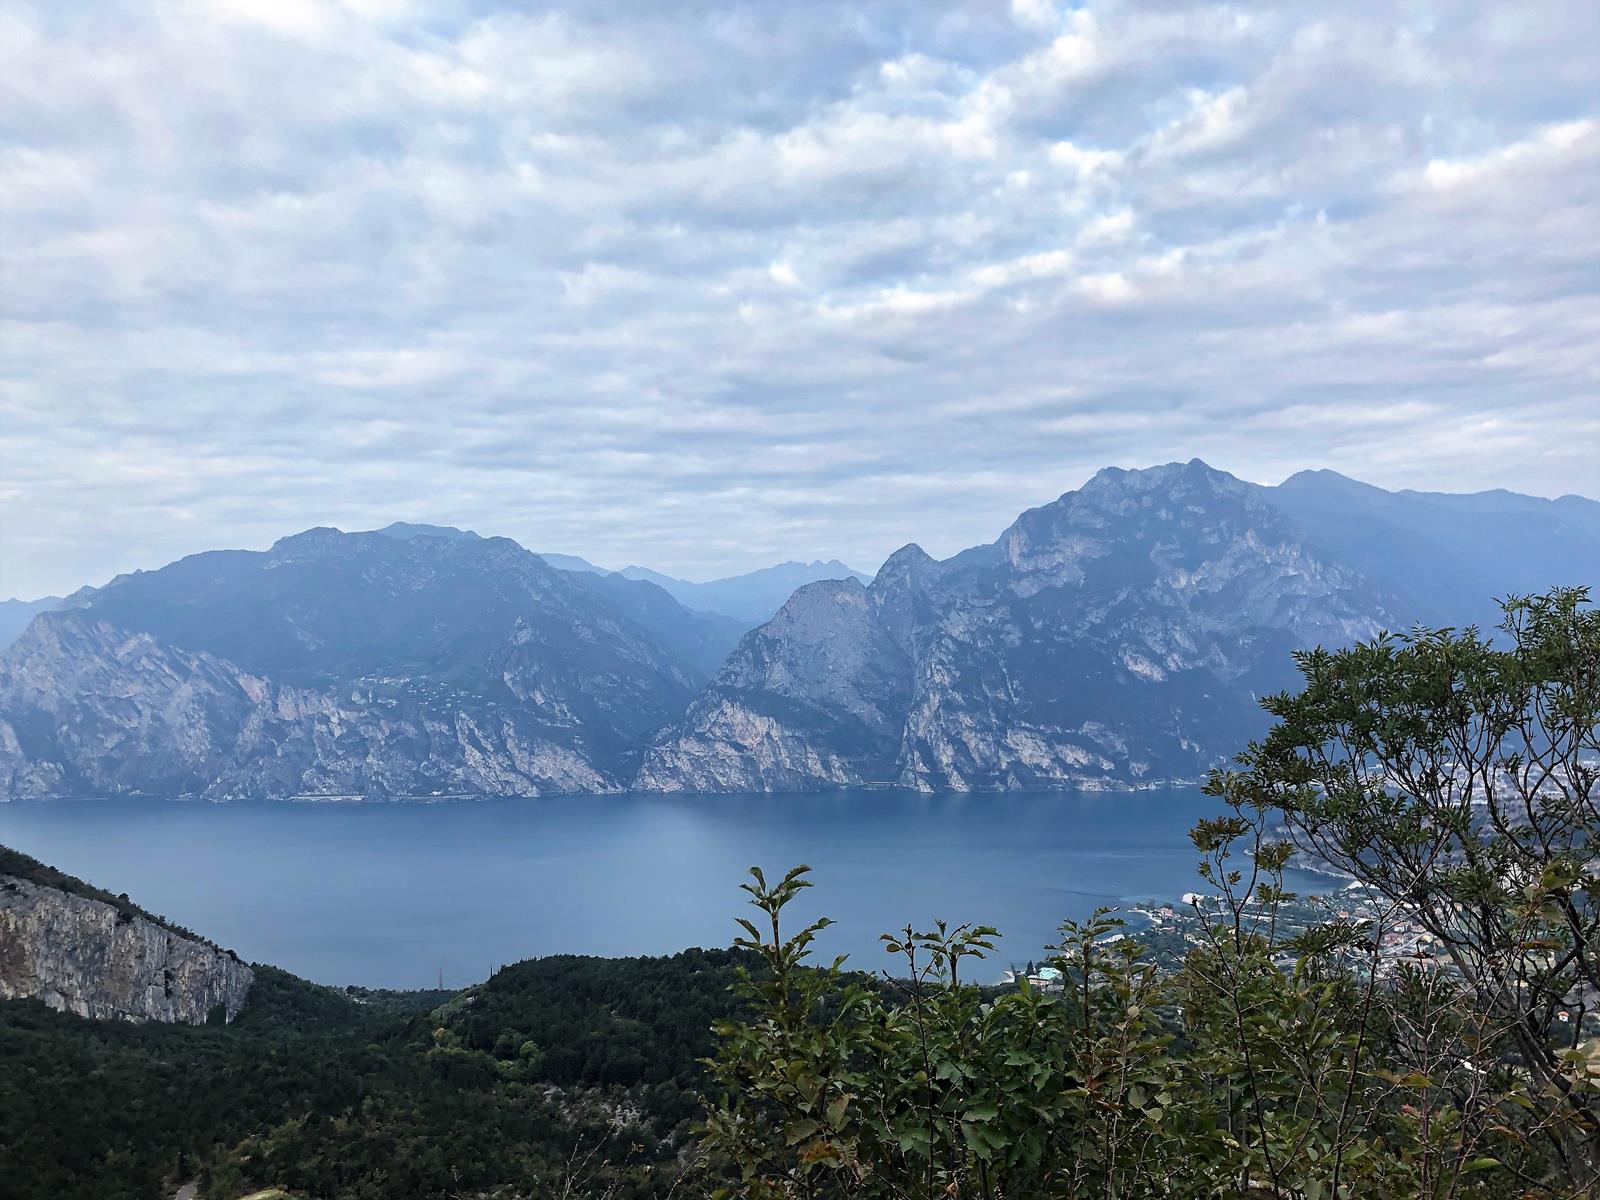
638,461,1400,793
0,873,253,1023
634,579,913,790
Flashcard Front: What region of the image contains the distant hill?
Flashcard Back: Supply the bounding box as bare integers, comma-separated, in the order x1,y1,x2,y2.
531,553,871,622
616,559,873,623
533,551,609,574
1267,470,1600,633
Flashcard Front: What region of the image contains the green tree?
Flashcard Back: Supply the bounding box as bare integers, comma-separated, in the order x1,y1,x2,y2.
1214,586,1599,1189
705,589,1598,1197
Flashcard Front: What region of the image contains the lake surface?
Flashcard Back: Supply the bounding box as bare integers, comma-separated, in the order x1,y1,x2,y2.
0,790,1330,989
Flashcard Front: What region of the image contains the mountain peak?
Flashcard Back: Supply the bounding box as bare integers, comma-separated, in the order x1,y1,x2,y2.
1084,458,1230,491
1064,460,1245,512
1277,468,1387,498
371,522,481,542
269,526,346,552
875,543,934,584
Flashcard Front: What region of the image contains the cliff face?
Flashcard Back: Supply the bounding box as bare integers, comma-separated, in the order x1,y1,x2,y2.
638,462,1399,793
0,873,254,1023
4,464,1588,801
0,526,734,799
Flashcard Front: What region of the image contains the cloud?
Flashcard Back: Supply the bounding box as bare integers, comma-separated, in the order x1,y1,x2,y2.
1,0,1596,597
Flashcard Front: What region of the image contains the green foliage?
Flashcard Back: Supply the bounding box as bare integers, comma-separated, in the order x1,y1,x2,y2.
9,587,1595,1198
705,590,1599,1197
1221,585,1600,1189
1,950,752,1199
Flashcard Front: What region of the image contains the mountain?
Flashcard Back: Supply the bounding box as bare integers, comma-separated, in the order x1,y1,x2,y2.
2,463,1589,800
534,551,609,574
0,596,61,651
1266,470,1600,633
540,554,869,626
574,570,749,677
0,526,737,799
616,559,872,623
637,462,1409,792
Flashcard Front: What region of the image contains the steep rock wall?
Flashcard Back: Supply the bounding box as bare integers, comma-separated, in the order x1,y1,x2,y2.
0,874,253,1023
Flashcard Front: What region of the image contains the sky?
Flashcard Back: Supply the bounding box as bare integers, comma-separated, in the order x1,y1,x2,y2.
1,1,1597,598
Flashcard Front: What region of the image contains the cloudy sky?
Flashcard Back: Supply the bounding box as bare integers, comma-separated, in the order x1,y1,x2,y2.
2,1,1597,597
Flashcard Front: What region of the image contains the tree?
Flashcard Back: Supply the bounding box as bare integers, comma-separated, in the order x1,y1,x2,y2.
1212,587,1599,1189
704,590,1599,1197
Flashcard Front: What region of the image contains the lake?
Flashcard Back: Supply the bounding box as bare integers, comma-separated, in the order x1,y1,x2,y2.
0,790,1331,989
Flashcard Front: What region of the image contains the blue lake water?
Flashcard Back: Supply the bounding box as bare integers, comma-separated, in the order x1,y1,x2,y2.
0,790,1331,990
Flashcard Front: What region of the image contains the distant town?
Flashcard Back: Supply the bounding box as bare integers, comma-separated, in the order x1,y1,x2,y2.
1003,881,1598,1045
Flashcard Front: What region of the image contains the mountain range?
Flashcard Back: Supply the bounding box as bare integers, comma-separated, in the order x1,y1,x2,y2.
1,462,1593,799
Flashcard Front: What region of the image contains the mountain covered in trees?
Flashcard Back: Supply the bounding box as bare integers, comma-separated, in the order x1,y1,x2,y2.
1,461,1593,798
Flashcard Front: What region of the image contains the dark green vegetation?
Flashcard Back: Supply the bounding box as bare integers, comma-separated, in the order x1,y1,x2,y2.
706,590,1599,1197
0,949,751,1200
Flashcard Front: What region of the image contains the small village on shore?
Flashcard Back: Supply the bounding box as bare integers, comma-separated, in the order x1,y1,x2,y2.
1003,880,1598,1048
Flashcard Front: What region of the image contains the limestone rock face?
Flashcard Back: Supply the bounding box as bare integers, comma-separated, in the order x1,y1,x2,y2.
638,461,1401,793
0,526,736,799
0,875,253,1024
633,579,915,791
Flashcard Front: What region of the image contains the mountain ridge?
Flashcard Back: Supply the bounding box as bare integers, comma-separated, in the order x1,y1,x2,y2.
0,529,733,798
638,460,1406,793
1,461,1591,799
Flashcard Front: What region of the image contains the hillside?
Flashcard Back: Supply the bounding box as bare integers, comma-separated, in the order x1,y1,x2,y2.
1266,469,1600,633
0,527,737,799
0,843,744,1199
639,461,1401,791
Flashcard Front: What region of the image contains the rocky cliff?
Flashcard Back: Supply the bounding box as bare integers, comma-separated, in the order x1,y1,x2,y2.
2,464,1591,801
0,866,253,1023
0,526,739,798
637,461,1400,792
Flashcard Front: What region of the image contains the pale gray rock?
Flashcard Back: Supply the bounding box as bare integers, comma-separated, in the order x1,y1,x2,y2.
639,461,1401,793
0,874,253,1024
634,579,914,791
0,527,717,798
